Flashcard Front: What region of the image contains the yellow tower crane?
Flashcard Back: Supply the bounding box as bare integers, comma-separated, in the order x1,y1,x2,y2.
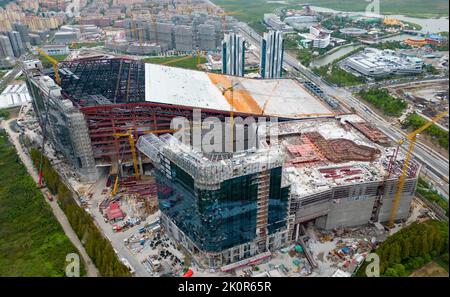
112,128,179,194
113,129,140,180
260,81,281,115
387,110,449,227
35,47,61,85
221,82,240,150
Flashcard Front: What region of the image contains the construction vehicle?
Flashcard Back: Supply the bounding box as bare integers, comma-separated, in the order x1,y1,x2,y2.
387,110,449,227
35,47,61,85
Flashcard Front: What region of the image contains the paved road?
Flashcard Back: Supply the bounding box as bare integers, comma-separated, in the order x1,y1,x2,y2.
236,23,449,198
1,118,99,277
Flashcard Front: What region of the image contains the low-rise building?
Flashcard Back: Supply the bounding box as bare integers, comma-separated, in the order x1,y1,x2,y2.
299,25,331,49
41,44,69,56
344,48,423,77
263,14,294,33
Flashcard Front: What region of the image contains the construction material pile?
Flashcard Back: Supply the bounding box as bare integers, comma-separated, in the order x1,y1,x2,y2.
305,132,381,163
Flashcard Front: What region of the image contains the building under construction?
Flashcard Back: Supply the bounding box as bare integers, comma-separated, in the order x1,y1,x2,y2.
23,58,419,270
23,57,334,182
134,115,419,269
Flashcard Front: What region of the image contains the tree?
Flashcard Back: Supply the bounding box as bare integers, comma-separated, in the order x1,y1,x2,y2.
392,264,406,277
384,268,398,277
402,239,411,261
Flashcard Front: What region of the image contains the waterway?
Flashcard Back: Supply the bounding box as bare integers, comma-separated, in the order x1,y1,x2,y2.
310,45,362,68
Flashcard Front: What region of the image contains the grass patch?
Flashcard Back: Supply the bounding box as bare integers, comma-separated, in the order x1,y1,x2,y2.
0,109,10,120
357,88,407,117
0,130,85,276
38,54,68,68
141,55,207,70
69,42,104,49
402,113,449,150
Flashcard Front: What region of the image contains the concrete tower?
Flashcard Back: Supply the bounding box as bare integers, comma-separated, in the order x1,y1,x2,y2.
221,32,245,77
7,31,25,58
0,35,15,59
260,30,284,79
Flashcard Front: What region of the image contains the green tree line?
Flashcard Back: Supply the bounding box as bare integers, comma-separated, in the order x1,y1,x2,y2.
402,113,449,150
357,88,407,117
356,220,449,276
417,177,449,216
29,148,131,277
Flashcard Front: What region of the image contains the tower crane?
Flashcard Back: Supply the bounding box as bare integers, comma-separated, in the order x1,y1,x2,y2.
387,110,449,227
260,81,281,115
35,48,61,85
221,82,240,150
111,128,178,194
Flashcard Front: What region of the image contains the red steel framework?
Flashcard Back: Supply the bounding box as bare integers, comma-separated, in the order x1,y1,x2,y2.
80,102,262,164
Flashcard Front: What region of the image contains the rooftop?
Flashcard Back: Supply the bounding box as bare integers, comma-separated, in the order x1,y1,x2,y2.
265,116,419,198
144,63,332,117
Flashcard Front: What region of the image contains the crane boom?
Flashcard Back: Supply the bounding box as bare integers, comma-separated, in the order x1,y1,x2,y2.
405,111,448,141
388,110,448,227
112,128,179,180
35,48,61,85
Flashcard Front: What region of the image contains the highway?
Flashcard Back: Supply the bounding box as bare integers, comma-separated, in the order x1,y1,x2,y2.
236,23,449,198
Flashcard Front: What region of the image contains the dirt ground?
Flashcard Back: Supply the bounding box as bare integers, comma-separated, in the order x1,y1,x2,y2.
410,261,449,277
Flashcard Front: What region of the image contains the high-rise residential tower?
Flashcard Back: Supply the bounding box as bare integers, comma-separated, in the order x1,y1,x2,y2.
7,31,25,57
0,35,15,59
260,30,284,79
221,32,245,77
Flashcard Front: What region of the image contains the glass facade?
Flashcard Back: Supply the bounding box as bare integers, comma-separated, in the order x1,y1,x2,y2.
267,167,290,234
156,160,290,253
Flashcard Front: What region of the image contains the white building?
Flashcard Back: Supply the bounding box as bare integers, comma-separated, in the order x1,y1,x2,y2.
344,48,423,77
284,15,318,30
41,44,69,56
299,25,331,49
263,14,294,33
0,82,31,109
260,30,284,79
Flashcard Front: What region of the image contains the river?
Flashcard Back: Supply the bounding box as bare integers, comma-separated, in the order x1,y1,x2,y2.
310,45,362,67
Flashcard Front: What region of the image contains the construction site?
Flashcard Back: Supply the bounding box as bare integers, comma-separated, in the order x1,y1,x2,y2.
389,80,449,129
21,54,422,275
